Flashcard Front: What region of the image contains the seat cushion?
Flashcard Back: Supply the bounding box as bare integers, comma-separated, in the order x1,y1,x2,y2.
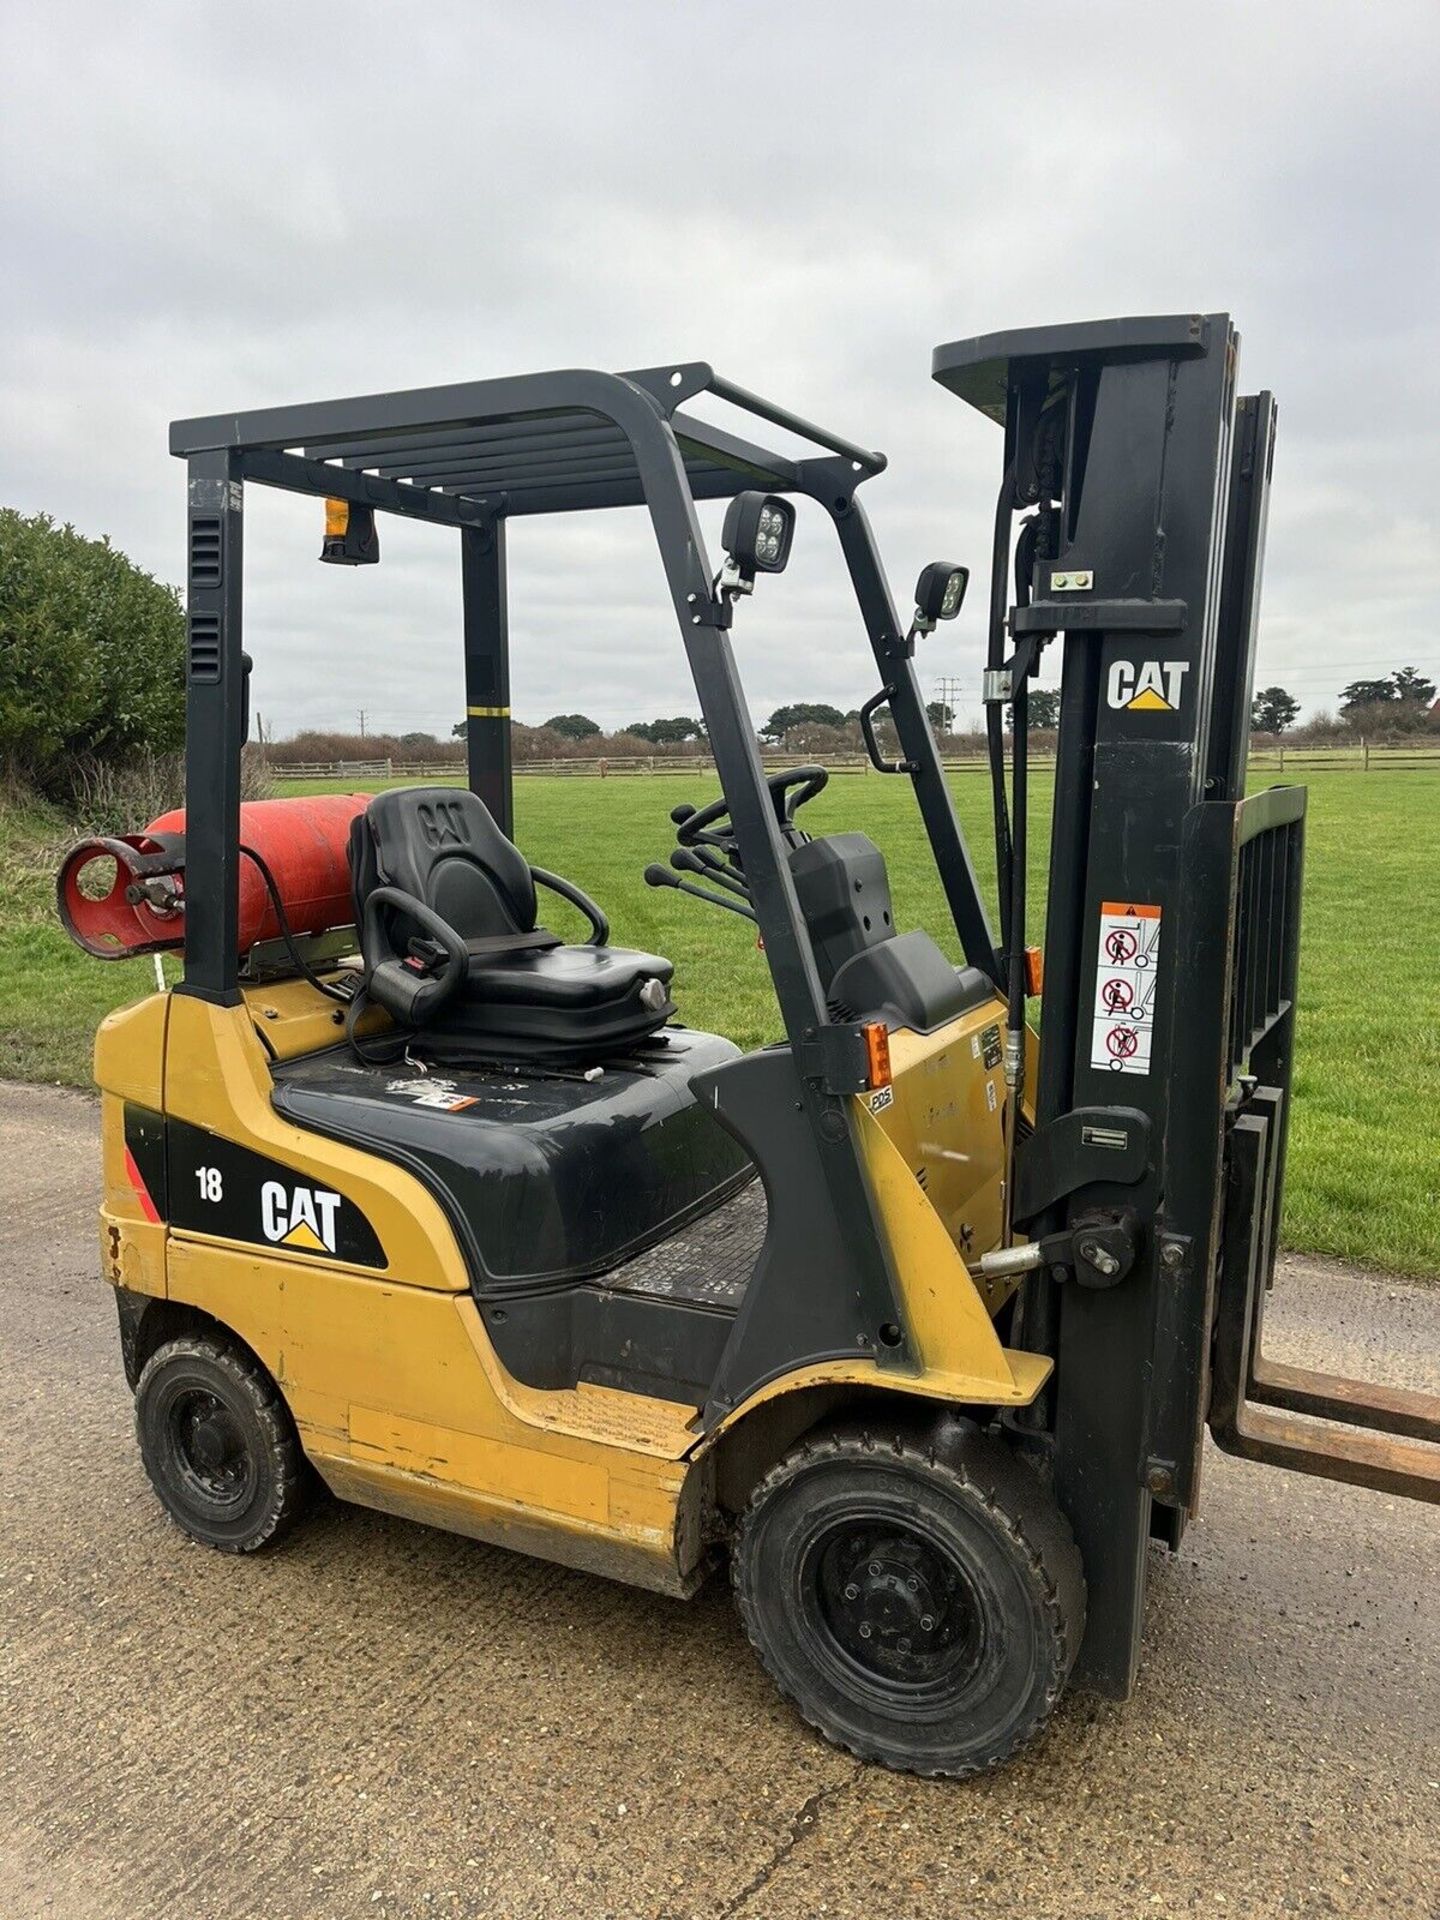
467,942,673,1010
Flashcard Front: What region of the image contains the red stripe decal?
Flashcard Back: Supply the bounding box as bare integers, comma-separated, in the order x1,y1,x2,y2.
124,1146,162,1224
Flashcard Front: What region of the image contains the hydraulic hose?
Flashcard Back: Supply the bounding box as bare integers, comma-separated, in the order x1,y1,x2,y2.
1007,513,1040,1078
986,466,1017,952
1007,682,1028,1070
240,843,352,1004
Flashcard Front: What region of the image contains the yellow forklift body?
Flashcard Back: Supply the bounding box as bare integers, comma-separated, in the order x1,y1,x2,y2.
95,983,1048,1595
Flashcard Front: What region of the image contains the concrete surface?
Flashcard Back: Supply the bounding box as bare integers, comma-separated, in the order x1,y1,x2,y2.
1,1081,1436,1920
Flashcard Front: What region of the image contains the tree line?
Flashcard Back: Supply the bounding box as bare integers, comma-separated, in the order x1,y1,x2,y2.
511,697,1064,743
1252,667,1438,739
265,668,1440,770
5,511,1437,803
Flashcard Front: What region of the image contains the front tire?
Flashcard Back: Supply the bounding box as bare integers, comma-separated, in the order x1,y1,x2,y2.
732,1420,1084,1778
134,1333,310,1553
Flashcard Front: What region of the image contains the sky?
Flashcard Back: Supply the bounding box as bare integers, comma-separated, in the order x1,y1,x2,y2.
4,1,1438,739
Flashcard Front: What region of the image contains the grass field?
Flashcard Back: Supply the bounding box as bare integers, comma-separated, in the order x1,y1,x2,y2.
2,768,1437,1275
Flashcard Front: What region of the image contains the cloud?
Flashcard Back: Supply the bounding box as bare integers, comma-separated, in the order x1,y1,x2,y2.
3,0,1437,734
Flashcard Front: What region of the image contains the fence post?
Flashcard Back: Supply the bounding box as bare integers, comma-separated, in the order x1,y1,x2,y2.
1277,744,1283,774
599,759,607,779
1363,736,1369,771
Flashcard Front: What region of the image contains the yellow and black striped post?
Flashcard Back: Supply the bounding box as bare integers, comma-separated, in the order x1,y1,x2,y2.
461,519,513,835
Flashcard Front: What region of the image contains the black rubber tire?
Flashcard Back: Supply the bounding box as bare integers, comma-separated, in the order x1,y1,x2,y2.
134,1333,310,1553
732,1420,1085,1778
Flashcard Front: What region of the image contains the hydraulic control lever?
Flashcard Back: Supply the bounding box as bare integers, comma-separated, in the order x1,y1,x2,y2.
646,784,776,925
643,862,757,922
673,846,751,899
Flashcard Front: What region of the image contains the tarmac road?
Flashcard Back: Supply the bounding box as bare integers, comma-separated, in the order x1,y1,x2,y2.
1,1082,1436,1920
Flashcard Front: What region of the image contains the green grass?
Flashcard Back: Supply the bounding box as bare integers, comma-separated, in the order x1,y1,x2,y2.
3,769,1437,1275
0,792,181,1084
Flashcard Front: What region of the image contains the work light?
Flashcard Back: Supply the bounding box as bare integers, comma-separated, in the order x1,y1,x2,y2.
320,498,380,566
721,491,796,582
913,561,968,632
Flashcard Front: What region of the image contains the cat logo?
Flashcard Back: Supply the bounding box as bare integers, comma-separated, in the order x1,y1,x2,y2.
1107,659,1191,713
261,1180,341,1253
417,799,470,848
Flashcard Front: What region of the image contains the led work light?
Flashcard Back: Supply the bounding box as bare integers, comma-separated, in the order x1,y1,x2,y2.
720,491,795,591
912,561,968,632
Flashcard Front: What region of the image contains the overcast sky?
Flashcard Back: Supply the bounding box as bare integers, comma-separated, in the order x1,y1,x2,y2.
4,2,1438,738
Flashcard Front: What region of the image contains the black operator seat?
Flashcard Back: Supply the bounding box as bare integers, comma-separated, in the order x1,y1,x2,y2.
350,787,676,1060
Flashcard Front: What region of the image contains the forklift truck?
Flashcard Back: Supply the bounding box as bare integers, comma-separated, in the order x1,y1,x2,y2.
64,319,1438,1781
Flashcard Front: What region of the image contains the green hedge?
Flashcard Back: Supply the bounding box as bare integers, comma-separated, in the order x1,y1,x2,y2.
0,509,185,795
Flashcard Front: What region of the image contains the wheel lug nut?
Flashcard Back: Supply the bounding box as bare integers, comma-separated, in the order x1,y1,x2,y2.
907,1577,919,1591
844,1584,859,1601
868,1561,881,1577
897,1636,911,1652
920,1615,934,1631
858,1622,872,1639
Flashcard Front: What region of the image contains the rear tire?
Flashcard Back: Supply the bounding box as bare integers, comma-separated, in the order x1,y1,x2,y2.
134,1333,310,1553
732,1420,1084,1778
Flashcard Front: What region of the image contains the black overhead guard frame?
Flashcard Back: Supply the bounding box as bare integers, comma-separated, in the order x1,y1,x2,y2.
170,360,999,1068
170,361,1013,1438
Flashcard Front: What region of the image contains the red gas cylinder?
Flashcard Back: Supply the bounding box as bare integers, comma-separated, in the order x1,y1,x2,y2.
57,793,368,960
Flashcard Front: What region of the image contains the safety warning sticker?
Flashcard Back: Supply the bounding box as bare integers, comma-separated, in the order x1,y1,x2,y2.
1091,900,1160,1075
384,1077,479,1112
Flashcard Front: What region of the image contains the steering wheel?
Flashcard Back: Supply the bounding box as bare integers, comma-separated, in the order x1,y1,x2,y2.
362,885,469,1025
673,766,828,853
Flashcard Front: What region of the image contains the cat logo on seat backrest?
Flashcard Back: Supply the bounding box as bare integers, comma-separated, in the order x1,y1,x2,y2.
418,800,471,848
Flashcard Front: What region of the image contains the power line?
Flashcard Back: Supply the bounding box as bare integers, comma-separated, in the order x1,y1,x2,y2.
1255,653,1440,679
933,676,968,722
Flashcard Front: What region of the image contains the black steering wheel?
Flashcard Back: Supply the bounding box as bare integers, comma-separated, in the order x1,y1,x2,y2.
362,885,469,1025
673,766,828,854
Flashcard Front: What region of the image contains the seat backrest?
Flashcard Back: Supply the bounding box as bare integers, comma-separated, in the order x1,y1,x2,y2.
352,787,538,941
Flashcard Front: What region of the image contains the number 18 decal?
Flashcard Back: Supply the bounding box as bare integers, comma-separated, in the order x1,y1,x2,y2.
195,1166,224,1203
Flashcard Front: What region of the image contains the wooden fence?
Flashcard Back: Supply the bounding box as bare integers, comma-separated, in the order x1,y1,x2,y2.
280,752,1030,780
273,742,1440,784
1247,743,1440,772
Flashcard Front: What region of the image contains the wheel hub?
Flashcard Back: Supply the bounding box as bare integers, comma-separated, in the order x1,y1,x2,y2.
171,1391,249,1501
816,1527,984,1688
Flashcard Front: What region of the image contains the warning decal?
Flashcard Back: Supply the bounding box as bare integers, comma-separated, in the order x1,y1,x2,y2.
1091,901,1160,1076
384,1077,479,1113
